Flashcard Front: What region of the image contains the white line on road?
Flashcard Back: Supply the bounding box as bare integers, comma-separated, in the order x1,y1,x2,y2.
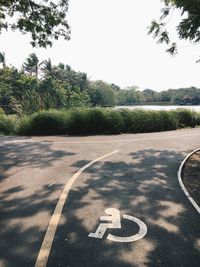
34,150,119,267
48,182,56,187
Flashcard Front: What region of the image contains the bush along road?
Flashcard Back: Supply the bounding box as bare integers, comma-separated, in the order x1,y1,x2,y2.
0,108,200,136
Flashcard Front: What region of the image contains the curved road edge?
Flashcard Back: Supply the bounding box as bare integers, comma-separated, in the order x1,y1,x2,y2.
178,148,200,214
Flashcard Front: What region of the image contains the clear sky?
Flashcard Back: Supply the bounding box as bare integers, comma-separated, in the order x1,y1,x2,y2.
0,0,200,91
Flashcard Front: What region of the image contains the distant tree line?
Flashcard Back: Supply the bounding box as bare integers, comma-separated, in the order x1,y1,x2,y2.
0,52,200,115
117,87,200,106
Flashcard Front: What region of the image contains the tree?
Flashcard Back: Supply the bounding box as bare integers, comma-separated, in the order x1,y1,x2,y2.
116,86,144,105
23,53,40,77
51,63,89,91
88,80,117,107
143,89,157,102
41,58,53,78
0,52,6,68
148,0,200,55
0,0,70,47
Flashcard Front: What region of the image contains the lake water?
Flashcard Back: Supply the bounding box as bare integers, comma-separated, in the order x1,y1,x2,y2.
115,105,200,112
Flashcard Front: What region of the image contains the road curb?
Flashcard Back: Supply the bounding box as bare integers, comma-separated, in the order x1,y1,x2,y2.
177,148,200,214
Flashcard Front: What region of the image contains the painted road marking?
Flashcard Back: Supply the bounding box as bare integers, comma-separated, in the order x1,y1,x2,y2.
34,150,119,267
107,214,147,243
48,182,56,187
89,208,147,243
88,208,121,239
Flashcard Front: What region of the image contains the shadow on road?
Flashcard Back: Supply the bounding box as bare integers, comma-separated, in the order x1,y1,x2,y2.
0,141,75,182
48,149,200,267
0,183,64,267
0,141,75,267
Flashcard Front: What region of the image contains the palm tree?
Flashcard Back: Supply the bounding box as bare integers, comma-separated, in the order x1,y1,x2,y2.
23,53,40,78
58,62,65,70
0,52,6,68
41,58,53,78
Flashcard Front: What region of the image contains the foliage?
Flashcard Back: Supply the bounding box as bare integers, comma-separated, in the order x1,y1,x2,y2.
0,115,15,135
0,67,40,114
103,110,124,134
195,112,200,126
40,58,53,78
16,116,32,135
48,63,89,91
171,108,197,127
17,110,67,135
0,53,200,115
148,0,200,55
119,109,177,133
0,107,5,114
66,108,123,135
0,52,6,68
88,80,117,107
23,53,40,77
0,0,70,47
15,108,200,136
116,87,144,105
0,67,22,114
0,62,92,114
116,86,200,106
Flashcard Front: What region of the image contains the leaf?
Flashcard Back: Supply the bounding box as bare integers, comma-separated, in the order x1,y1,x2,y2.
157,30,170,44
166,43,178,55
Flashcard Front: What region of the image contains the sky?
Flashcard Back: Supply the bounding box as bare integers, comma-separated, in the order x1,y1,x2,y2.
0,0,200,91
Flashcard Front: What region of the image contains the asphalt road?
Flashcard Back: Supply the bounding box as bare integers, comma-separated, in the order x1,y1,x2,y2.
0,128,200,267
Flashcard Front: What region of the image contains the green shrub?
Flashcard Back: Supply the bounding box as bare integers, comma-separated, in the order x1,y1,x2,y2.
0,115,15,135
120,109,147,133
119,109,134,133
14,108,200,136
103,110,124,134
172,109,194,128
67,108,90,135
85,108,107,134
17,110,67,135
151,111,177,132
0,107,5,114
195,112,200,126
66,108,125,135
16,116,32,135
119,109,178,133
127,109,148,133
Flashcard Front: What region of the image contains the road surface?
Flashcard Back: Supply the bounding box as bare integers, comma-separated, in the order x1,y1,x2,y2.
0,128,200,267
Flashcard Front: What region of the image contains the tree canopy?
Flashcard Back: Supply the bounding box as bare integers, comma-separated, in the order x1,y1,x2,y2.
0,51,200,115
148,0,200,55
0,0,70,47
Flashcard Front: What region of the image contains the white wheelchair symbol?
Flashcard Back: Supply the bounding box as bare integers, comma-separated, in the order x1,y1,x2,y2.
88,208,147,243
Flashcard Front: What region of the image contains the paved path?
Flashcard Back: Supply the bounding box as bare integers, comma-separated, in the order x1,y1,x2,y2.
0,128,200,267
